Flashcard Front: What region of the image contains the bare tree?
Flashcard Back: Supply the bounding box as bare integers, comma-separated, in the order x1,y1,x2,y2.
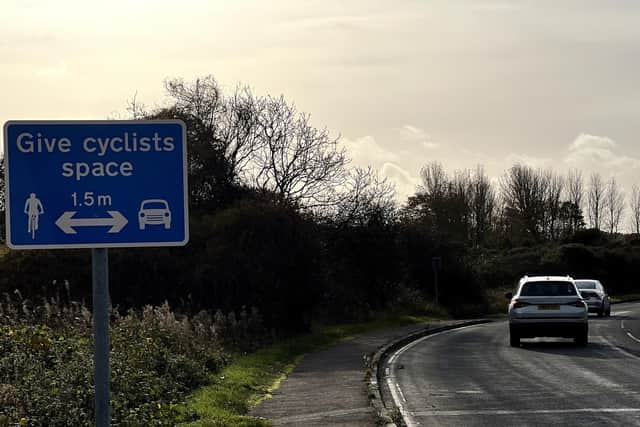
544,170,564,240
327,167,396,226
603,177,625,234
470,166,495,246
566,169,584,206
588,173,605,230
566,169,584,230
165,77,262,183
631,185,640,234
251,95,348,208
500,164,549,241
418,162,448,201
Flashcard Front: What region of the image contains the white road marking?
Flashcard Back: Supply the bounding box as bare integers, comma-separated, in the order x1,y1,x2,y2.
385,324,484,427
576,368,622,389
627,332,640,344
614,311,631,316
601,336,640,362
414,408,640,417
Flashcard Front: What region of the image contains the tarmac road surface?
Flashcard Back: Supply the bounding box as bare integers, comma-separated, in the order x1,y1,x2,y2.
386,302,640,427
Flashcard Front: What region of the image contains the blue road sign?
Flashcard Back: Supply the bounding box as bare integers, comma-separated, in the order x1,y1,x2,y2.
3,120,189,249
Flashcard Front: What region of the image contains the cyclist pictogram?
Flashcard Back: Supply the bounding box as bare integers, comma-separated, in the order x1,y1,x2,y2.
24,193,44,239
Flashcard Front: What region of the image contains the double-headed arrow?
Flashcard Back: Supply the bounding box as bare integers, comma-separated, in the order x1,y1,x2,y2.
55,211,128,234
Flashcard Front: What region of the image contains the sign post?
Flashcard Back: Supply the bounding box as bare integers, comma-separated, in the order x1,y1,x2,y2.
3,120,189,426
93,248,110,427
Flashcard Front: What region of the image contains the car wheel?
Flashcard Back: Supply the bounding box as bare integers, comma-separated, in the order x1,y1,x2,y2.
597,308,604,317
606,307,611,317
510,333,520,347
574,331,588,346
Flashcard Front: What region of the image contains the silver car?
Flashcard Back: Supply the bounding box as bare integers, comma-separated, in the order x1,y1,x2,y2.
575,279,611,317
507,276,588,347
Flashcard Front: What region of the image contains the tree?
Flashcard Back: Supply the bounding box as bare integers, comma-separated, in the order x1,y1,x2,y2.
604,177,625,234
566,169,584,233
250,95,348,208
566,169,584,209
409,162,473,241
631,185,640,234
500,164,549,241
470,166,495,246
588,173,605,230
325,166,396,227
544,170,564,240
558,201,585,237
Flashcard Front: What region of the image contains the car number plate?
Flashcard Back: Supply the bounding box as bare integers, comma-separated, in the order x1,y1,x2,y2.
538,304,560,310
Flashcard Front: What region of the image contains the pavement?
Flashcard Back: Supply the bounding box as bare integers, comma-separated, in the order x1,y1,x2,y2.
250,320,460,426
387,303,640,427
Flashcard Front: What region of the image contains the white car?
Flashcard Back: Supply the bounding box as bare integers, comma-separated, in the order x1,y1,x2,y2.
138,199,171,230
506,276,588,347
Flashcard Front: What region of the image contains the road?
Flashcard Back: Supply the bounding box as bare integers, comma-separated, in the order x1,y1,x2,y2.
385,302,640,426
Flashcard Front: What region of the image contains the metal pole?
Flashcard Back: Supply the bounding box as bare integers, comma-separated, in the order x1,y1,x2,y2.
92,248,110,427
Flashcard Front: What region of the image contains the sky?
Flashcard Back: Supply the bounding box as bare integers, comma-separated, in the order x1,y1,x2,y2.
3,0,640,221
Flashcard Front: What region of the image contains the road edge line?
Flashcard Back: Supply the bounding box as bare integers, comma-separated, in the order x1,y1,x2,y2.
367,319,491,427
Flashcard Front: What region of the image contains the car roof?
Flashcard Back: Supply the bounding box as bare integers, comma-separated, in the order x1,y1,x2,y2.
142,199,168,204
520,275,574,284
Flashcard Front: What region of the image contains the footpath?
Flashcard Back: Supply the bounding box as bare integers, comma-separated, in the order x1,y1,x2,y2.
250,320,464,426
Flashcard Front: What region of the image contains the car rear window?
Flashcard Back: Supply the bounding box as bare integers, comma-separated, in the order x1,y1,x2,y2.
580,291,599,298
575,281,597,289
520,282,577,296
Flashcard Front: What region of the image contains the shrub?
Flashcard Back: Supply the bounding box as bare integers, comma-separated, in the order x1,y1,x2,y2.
0,296,263,426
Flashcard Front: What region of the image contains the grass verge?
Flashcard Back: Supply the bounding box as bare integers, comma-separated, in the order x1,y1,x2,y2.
177,312,443,426
611,294,640,304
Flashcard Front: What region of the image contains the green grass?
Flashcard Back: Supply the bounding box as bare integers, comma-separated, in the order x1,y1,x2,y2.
611,294,640,304
177,312,443,426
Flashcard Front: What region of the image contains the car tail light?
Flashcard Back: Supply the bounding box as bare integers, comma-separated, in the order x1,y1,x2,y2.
513,300,531,309
564,300,586,307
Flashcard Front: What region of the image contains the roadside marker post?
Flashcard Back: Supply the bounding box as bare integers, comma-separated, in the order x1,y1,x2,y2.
3,120,189,426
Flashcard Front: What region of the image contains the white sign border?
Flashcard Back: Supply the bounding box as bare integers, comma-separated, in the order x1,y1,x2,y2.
3,119,189,250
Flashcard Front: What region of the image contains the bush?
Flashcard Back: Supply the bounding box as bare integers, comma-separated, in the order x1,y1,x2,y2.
0,296,264,426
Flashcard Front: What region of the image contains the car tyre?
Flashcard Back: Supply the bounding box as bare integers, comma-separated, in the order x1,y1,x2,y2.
510,333,520,347
574,331,588,346
597,307,604,317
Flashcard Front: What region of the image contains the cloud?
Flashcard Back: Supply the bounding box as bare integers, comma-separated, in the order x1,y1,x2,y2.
504,153,551,169
398,124,439,150
341,135,418,202
569,133,616,152
341,135,398,167
381,162,419,202
565,133,640,173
